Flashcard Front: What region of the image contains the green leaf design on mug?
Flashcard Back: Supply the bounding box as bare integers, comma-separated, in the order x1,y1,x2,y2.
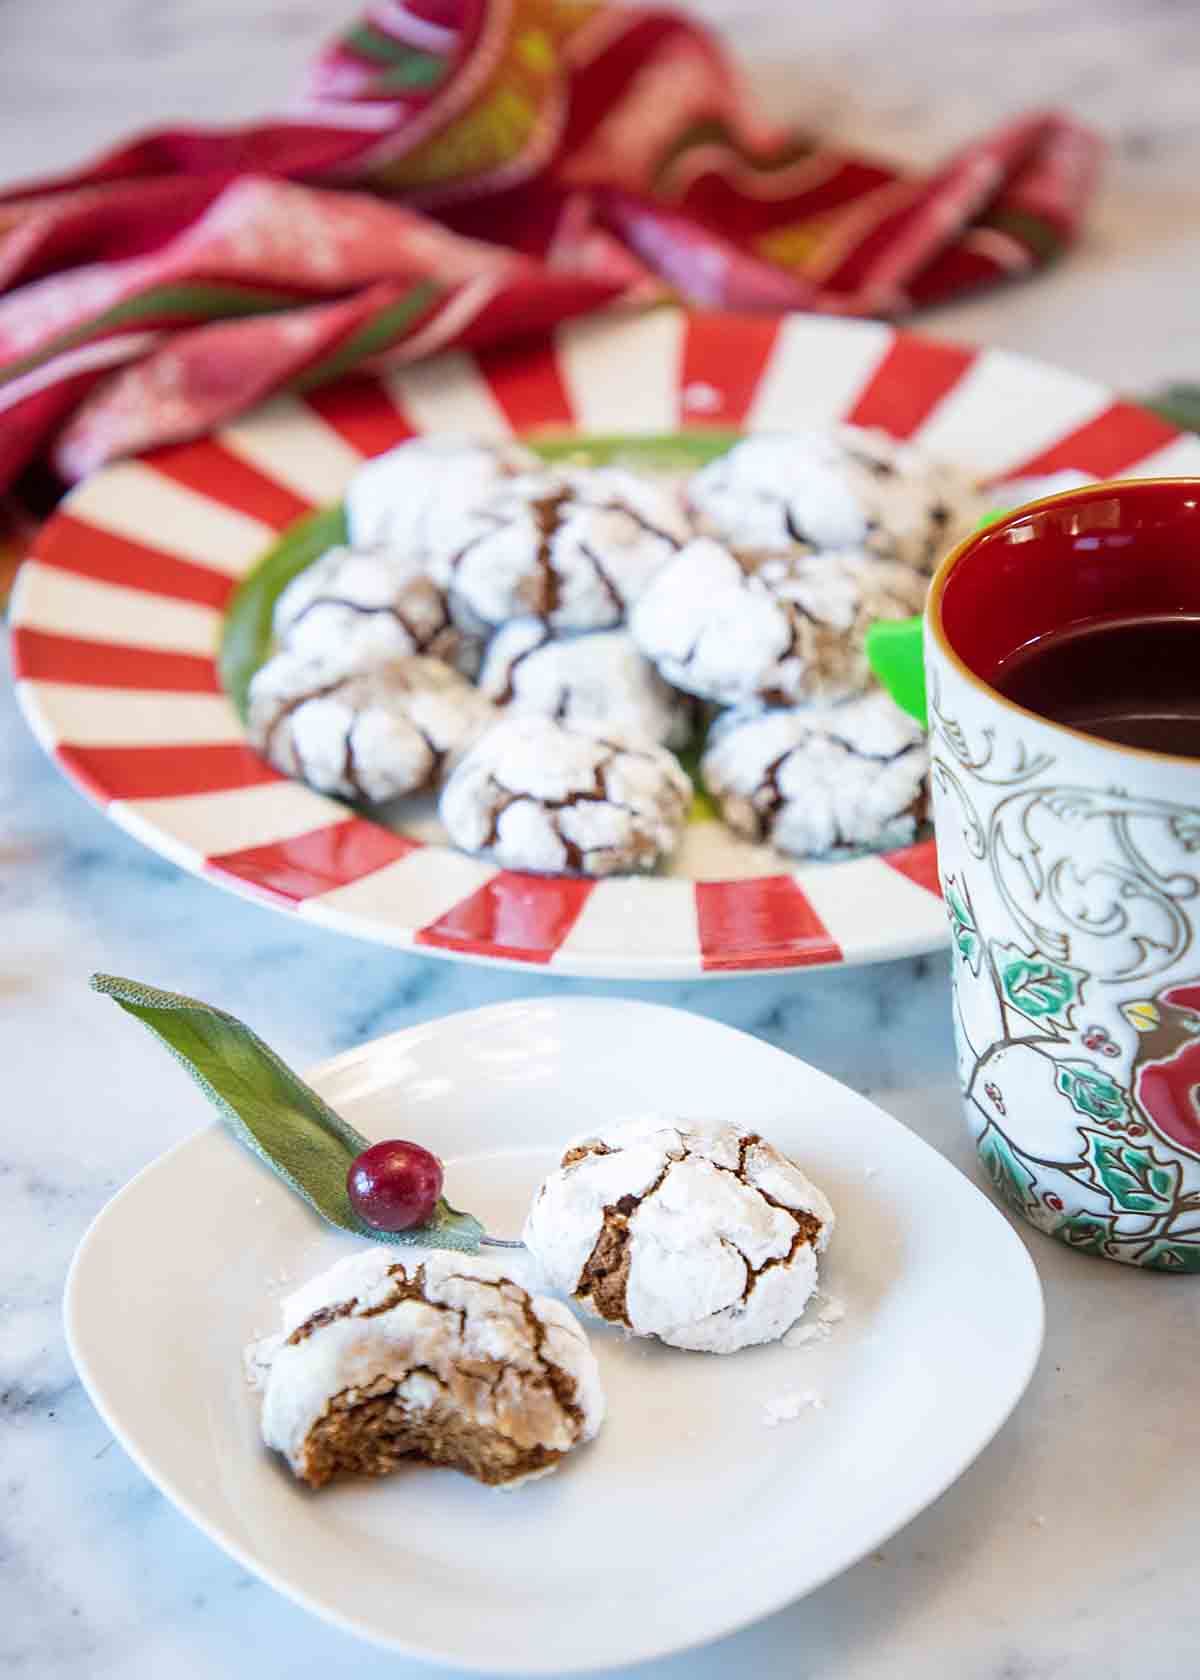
995,944,1085,1028
1055,1060,1127,1124
1142,1239,1200,1273
90,974,484,1253
945,879,982,976
977,1124,1038,1215
1078,1127,1180,1214
1054,1211,1114,1255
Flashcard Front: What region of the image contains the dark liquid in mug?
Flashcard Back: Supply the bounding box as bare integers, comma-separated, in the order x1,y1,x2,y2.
995,614,1200,757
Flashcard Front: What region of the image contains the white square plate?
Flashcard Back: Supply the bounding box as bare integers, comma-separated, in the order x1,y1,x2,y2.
65,998,1043,1673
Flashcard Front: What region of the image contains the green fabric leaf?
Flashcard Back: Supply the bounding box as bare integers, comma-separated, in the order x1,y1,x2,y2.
1055,1060,1127,1123
288,280,443,394
995,942,1085,1028
0,281,301,390
1078,1126,1180,1214
217,502,348,720
376,52,446,90
91,974,484,1252
977,1124,1038,1216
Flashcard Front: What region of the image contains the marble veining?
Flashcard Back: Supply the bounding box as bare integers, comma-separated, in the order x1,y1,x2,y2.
4,0,1200,1673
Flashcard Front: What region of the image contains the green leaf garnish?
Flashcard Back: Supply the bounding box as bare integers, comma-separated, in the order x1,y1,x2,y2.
90,974,484,1252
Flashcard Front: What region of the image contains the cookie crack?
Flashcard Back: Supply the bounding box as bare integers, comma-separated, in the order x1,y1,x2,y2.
577,537,624,620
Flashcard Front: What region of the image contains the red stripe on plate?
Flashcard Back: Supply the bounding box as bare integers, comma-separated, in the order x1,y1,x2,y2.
11,627,221,692
208,817,418,904
417,872,594,963
476,340,574,433
679,314,782,426
845,336,975,438
33,514,235,609
146,439,313,529
304,378,415,457
881,838,942,897
991,401,1181,482
54,741,282,804
696,877,843,971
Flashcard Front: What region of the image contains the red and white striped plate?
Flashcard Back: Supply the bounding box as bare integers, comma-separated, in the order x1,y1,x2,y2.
13,310,1200,978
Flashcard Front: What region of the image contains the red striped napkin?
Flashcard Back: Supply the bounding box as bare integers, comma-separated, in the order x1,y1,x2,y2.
0,0,1102,513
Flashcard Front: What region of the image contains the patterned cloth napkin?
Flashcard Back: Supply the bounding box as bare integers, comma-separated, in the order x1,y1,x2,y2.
0,0,1102,539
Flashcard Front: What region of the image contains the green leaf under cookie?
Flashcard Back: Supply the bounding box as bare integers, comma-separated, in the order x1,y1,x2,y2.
90,974,484,1252
217,502,348,722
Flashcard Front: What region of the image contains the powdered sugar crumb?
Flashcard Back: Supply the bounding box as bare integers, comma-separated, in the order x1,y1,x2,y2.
764,1389,824,1426
782,1291,847,1348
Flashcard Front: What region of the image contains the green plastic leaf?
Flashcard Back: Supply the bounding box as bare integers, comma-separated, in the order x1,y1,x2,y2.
1054,1210,1113,1257
1055,1061,1127,1124
90,974,484,1252
1078,1127,1180,1214
977,1125,1038,1216
864,616,926,728
995,944,1085,1029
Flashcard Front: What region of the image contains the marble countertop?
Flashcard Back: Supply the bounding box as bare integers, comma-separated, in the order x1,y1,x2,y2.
4,2,1200,1676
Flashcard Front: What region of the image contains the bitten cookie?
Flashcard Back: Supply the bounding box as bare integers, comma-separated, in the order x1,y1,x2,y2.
273,544,482,677
686,426,981,574
479,620,696,749
344,435,537,557
630,537,926,706
247,650,495,803
250,1247,604,1489
523,1116,835,1354
701,690,930,859
438,715,692,875
427,466,690,632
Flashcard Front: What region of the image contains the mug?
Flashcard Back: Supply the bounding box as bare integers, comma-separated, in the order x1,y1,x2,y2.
925,479,1200,1270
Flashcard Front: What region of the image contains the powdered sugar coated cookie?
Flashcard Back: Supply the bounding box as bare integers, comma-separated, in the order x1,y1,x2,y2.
428,466,690,632
702,691,929,859
687,426,981,574
248,650,495,803
438,714,692,875
630,537,925,706
523,1116,834,1354
479,619,695,749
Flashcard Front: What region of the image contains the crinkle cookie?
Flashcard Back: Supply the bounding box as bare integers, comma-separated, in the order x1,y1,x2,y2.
439,715,692,876
273,544,482,677
523,1116,834,1354
427,466,690,632
250,1246,604,1489
478,619,696,750
702,690,930,859
247,650,495,804
631,537,925,707
687,426,981,574
344,434,537,557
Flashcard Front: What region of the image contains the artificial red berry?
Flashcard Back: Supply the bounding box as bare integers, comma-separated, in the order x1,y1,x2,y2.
347,1140,444,1232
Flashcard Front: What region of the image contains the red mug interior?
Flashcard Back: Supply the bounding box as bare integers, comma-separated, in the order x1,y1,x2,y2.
931,478,1200,687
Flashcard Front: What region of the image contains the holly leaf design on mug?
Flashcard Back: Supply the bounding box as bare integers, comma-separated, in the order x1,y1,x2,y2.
1142,1240,1200,1273
993,941,1086,1030
1054,1210,1114,1256
1055,1060,1127,1123
977,1124,1039,1217
1077,1127,1179,1214
945,877,983,976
